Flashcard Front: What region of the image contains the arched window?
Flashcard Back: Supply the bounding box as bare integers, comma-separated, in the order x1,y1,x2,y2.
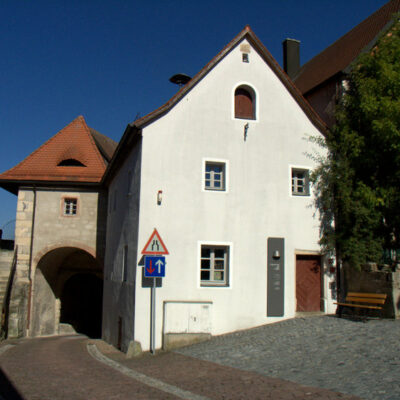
57,159,86,167
234,86,255,120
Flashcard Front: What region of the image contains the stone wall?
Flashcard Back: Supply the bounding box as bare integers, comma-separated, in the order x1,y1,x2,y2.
8,190,34,337
344,264,400,319
0,246,15,308
8,187,107,338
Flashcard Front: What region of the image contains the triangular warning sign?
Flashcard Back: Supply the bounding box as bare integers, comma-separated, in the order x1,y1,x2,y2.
142,228,169,255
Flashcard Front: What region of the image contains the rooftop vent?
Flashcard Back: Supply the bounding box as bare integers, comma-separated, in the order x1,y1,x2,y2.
169,73,191,87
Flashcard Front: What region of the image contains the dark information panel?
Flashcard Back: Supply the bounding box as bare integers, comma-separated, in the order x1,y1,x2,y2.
267,237,285,316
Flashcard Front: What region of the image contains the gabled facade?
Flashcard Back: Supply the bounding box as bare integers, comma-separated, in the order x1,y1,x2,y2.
293,0,400,126
0,116,117,338
102,27,336,352
0,27,338,350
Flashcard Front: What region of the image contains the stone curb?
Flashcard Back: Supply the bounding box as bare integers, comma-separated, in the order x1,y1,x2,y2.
87,343,210,400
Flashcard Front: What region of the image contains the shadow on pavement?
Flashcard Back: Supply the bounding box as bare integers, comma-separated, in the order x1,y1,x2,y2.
0,368,25,400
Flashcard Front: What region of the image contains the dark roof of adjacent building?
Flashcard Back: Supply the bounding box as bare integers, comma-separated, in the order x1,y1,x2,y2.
103,25,328,185
0,116,117,194
294,0,400,94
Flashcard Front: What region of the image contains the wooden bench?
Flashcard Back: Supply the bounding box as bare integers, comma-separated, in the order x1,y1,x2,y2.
335,292,387,318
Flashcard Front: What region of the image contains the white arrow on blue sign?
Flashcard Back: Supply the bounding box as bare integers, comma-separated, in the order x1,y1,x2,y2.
144,256,166,278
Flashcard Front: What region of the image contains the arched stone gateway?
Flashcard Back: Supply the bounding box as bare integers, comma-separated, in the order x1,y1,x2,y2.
60,273,103,338
31,247,103,338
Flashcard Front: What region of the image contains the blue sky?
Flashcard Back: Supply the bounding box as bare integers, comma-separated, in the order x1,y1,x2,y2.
0,0,388,238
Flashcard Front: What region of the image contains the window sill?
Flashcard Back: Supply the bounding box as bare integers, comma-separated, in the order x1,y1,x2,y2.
200,283,229,288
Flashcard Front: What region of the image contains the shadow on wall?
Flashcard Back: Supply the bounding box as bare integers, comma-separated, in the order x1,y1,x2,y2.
32,247,103,338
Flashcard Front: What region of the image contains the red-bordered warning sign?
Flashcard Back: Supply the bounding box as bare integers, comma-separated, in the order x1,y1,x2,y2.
141,228,169,255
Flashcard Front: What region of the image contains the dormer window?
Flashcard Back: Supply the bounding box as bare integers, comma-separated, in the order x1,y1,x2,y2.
57,159,86,167
234,86,255,120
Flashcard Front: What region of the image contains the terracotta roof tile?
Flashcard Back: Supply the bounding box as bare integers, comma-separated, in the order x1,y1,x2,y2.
295,0,400,94
0,116,114,184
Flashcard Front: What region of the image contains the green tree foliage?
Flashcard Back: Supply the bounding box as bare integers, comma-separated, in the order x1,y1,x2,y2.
312,15,400,269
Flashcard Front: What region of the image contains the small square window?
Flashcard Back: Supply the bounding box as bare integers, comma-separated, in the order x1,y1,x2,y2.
292,169,310,196
200,245,229,287
205,162,225,191
64,198,77,216
242,53,249,63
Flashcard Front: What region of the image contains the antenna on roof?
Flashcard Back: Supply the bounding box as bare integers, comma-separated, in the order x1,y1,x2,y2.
169,73,191,87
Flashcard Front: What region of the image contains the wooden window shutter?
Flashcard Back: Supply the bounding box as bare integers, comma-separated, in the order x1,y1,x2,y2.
235,88,254,119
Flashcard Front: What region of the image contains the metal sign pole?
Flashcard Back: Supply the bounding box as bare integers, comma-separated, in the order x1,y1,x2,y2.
150,277,156,354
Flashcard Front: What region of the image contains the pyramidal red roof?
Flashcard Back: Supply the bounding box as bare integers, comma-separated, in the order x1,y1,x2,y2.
0,116,110,186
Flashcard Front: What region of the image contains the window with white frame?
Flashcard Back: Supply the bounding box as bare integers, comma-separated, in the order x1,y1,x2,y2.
205,162,225,191
200,245,229,286
234,85,256,120
291,168,310,196
63,198,77,216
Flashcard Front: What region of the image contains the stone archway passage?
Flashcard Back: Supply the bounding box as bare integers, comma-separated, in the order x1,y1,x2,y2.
60,273,103,338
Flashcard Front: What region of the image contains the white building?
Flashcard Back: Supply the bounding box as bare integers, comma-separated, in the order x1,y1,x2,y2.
102,26,336,353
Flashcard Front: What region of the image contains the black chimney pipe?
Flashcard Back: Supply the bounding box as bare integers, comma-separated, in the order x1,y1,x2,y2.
282,38,300,79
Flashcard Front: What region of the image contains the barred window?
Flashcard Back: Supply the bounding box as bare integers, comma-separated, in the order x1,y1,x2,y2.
64,198,77,216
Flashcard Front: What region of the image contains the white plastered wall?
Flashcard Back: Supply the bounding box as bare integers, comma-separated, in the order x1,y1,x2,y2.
112,39,334,351
102,143,142,350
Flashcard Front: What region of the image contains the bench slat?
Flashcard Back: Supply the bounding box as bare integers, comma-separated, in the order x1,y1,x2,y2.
335,302,383,310
347,292,387,299
345,297,386,305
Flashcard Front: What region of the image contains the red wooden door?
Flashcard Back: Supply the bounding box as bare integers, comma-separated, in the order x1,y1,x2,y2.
296,255,321,312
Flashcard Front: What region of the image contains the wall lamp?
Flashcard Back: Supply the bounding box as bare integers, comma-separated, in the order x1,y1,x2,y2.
157,190,163,205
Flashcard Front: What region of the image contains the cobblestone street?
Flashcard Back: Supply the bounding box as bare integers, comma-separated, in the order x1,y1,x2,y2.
177,315,400,400
0,316,398,399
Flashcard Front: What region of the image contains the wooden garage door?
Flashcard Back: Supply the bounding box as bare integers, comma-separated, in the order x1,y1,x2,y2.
296,255,321,312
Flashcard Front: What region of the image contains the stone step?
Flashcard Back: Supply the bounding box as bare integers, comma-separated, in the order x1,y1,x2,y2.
0,268,11,276
0,252,14,260
0,260,13,268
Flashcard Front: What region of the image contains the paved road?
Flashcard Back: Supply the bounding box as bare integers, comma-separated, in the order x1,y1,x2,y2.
0,326,361,400
0,336,178,400
177,315,400,400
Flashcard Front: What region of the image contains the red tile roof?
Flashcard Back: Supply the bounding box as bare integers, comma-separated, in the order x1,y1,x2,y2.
0,116,117,188
294,0,400,94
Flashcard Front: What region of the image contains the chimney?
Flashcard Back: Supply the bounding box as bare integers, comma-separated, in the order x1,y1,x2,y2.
282,38,300,79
